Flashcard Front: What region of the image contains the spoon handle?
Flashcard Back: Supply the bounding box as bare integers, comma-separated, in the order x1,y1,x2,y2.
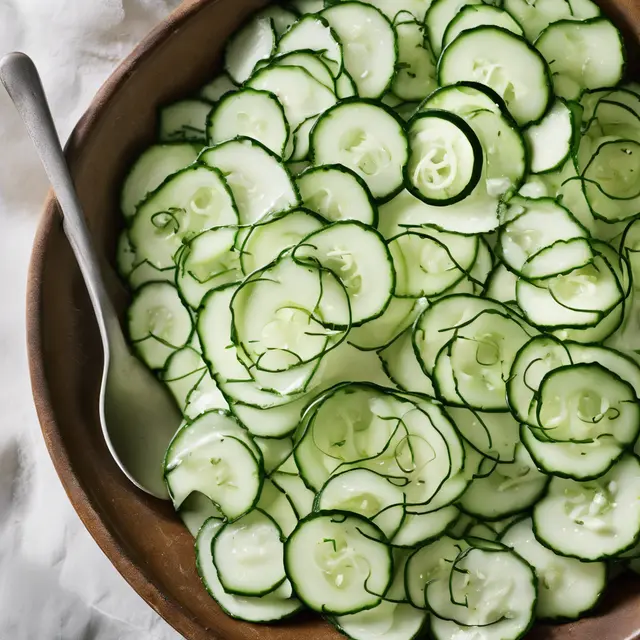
0,52,120,341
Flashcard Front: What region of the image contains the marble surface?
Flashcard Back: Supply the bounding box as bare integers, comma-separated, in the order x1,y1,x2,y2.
0,1,184,638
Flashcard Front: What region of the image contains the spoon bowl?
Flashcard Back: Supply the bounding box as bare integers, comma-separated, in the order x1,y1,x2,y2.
0,52,180,499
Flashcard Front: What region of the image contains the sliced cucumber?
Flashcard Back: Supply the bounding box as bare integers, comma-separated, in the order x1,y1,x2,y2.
443,4,524,49
405,110,483,206
438,26,552,126
158,100,211,143
121,144,199,218
321,2,397,99
293,221,394,326
501,517,606,621
164,411,263,518
284,511,392,614
297,164,378,225
276,14,343,76
224,15,276,84
533,454,640,560
247,65,337,136
196,518,302,622
498,197,588,276
128,282,193,370
207,89,289,157
391,20,437,102
310,99,408,201
535,18,624,101
270,50,336,91
213,508,286,596
332,602,428,640
129,165,238,269
504,0,600,42
199,74,237,103
314,468,405,537
389,229,478,298
200,137,299,225
458,445,549,520
175,227,240,309
525,99,576,174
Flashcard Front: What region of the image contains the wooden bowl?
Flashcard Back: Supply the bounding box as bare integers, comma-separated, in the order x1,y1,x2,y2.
26,1,640,638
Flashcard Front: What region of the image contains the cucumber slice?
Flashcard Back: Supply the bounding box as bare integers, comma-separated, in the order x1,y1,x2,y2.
447,407,521,463
498,197,588,276
297,164,378,225
516,246,624,329
405,110,483,206
525,99,576,174
207,89,289,157
532,454,640,560
199,74,237,103
425,539,536,629
129,165,238,269
504,0,600,42
582,139,640,222
158,100,211,143
391,20,437,102
163,346,228,416
484,264,517,303
336,70,358,98
501,517,606,621
422,82,527,199
332,602,428,640
458,445,549,520
233,396,309,439
272,471,315,519
224,15,276,84
443,5,524,49
535,18,624,101
121,144,199,218
270,50,336,91
438,26,552,126
178,492,222,537
310,99,408,201
389,229,478,298
247,65,337,134
164,411,263,517
257,479,299,536
276,14,343,76
293,221,394,325
128,282,193,370
392,505,460,548
284,511,392,614
175,227,240,309
521,238,594,281
334,0,432,22
314,468,406,537
256,5,299,36
349,296,427,351
508,334,573,427
321,2,397,99
240,208,325,274
213,509,286,596
196,518,303,622
533,362,639,447
426,0,483,56
200,137,299,225
379,187,499,235
432,310,531,411
378,326,435,396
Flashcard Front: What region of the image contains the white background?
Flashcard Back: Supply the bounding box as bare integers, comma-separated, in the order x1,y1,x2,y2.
0,1,184,638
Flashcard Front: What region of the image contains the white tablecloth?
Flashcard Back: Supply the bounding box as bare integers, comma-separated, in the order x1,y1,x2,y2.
0,2,184,638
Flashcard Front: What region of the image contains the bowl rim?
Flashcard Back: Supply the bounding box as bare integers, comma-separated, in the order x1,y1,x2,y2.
26,1,219,638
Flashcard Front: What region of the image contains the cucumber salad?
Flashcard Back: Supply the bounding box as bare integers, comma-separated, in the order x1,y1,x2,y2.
117,0,640,638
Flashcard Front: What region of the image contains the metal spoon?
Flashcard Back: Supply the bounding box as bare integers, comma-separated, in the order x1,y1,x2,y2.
0,52,180,499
